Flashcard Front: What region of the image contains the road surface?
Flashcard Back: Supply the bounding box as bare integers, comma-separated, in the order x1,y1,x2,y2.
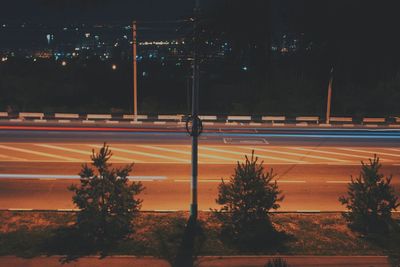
0,125,399,211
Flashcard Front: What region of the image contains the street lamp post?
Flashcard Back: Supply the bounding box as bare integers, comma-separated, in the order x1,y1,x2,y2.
132,21,138,120
189,0,201,221
175,3,203,265
326,67,334,124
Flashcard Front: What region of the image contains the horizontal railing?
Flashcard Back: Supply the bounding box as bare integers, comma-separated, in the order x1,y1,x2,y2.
0,112,399,128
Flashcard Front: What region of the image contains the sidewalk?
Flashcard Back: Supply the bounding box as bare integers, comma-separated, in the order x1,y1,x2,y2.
0,255,391,267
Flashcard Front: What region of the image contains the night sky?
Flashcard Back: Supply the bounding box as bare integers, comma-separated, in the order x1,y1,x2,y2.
2,0,195,23
2,0,399,37
2,0,400,50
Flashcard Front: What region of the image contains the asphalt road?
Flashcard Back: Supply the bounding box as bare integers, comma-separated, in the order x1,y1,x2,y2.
0,125,399,211
1,124,400,146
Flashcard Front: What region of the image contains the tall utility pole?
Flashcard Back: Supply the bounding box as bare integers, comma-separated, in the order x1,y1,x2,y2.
326,67,334,124
190,0,201,221
132,21,138,118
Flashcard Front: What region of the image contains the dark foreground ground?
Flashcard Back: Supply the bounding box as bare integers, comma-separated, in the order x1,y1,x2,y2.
0,211,399,267
0,255,392,267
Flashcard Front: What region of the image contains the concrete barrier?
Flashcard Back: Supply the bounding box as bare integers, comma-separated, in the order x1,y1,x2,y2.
123,114,148,120
158,115,184,121
330,117,353,123
227,116,252,122
296,116,319,123
261,116,286,123
19,112,44,120
363,118,385,124
86,114,112,120
199,115,217,121
55,113,79,119
2,113,397,128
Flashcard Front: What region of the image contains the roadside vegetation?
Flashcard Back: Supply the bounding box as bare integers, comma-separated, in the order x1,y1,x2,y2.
0,146,399,266
339,155,399,234
1,211,399,257
339,155,400,265
213,151,287,251
67,144,143,256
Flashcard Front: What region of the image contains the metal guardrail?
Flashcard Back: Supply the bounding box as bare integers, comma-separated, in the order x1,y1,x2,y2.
0,112,399,127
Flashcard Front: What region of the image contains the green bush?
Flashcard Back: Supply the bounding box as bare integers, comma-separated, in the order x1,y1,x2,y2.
69,144,144,249
339,155,399,234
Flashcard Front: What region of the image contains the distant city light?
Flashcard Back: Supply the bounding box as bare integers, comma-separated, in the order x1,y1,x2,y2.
139,40,183,46
242,66,248,71
85,33,91,38
61,61,67,66
1,57,8,62
112,64,117,70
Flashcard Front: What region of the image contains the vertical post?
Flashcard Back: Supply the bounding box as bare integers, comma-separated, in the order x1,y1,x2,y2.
190,0,201,221
326,67,334,124
133,21,138,119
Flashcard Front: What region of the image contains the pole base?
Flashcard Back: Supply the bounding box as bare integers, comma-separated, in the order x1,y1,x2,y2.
190,203,198,220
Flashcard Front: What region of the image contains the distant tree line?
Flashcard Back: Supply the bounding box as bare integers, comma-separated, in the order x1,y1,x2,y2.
1,0,400,117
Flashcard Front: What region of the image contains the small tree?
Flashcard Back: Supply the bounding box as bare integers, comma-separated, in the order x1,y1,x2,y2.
69,143,144,248
213,151,284,250
339,155,399,234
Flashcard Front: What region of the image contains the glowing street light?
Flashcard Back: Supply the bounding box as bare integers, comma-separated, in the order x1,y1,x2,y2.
112,64,117,70
61,61,67,66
